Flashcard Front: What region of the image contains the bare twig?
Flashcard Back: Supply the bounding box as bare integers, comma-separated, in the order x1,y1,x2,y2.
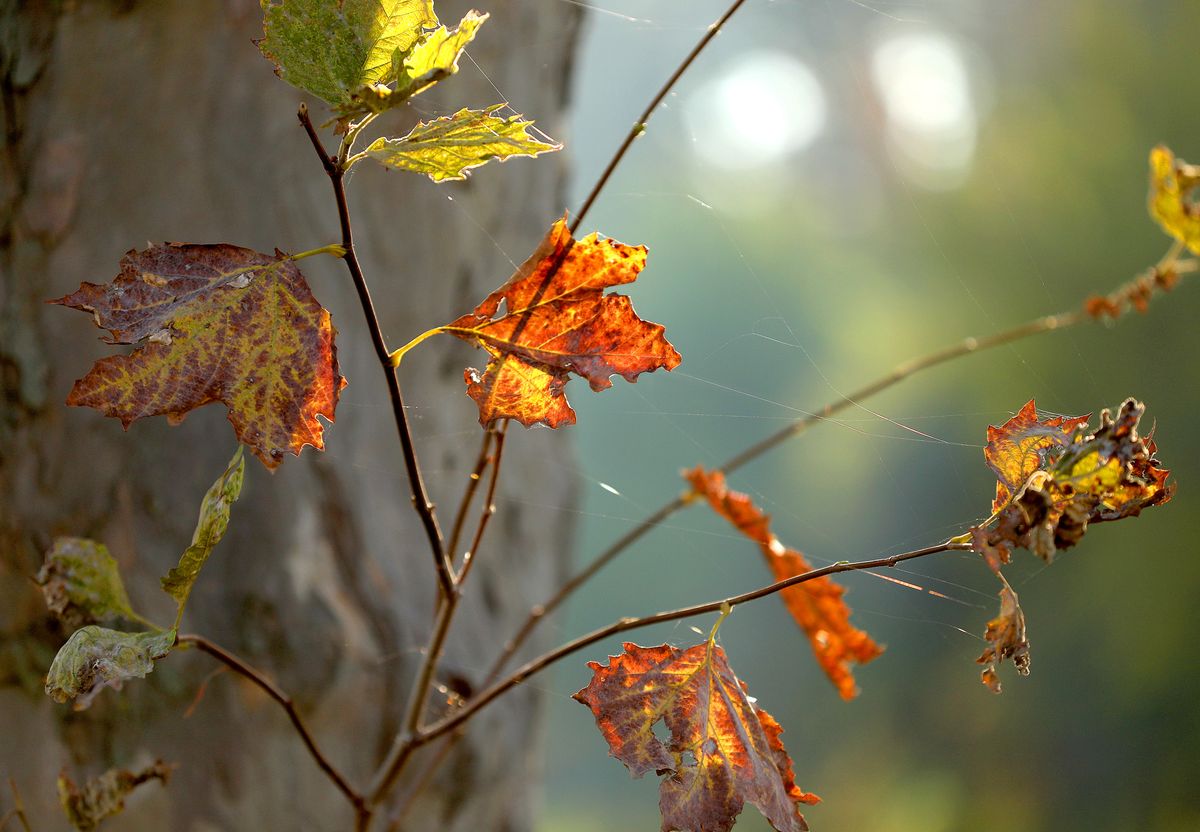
176,634,366,820
297,104,453,600
3,779,31,832
445,430,496,570
457,423,507,586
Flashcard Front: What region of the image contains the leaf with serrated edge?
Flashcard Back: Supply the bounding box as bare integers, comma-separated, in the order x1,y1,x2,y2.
364,106,559,182
59,761,172,832
161,446,245,627
976,585,1029,694
51,243,345,470
396,11,486,93
1148,145,1200,254
575,641,819,832
259,0,437,105
45,626,176,710
984,400,1090,513
445,217,680,427
684,467,882,700
36,538,138,629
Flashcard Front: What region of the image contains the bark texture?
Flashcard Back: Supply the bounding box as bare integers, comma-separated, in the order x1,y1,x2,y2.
0,1,581,829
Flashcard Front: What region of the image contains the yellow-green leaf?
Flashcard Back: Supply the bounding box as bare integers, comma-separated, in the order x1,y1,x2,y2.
161,446,246,628
45,626,176,710
363,106,559,181
1148,145,1200,254
36,538,138,629
396,11,487,95
259,0,437,106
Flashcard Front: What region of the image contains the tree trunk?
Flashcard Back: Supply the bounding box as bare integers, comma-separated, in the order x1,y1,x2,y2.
0,1,581,829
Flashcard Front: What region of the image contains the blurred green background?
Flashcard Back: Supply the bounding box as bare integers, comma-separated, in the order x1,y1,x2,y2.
523,1,1200,830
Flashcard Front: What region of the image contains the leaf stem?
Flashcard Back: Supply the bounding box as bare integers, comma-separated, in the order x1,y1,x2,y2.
388,327,446,367
297,103,454,601
571,0,751,232
288,244,347,261
176,633,367,820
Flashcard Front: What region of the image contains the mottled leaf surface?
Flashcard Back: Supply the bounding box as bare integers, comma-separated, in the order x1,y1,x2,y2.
976,586,1029,694
363,106,558,181
1149,145,1200,254
984,400,1090,513
684,467,882,700
58,761,172,832
575,641,819,832
259,0,437,105
52,243,344,469
446,217,680,426
161,446,245,627
36,538,137,629
45,626,175,710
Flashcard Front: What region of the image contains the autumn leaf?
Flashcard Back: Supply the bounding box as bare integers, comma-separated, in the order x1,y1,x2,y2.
161,446,245,628
976,585,1029,694
684,467,882,700
984,400,1090,514
51,243,345,470
36,538,139,630
58,761,172,832
361,106,559,181
45,626,176,710
574,640,819,832
259,0,437,107
442,217,680,427
1148,145,1200,254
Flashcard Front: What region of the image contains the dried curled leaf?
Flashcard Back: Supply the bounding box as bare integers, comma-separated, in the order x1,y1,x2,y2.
684,467,882,700
258,0,437,106
1148,145,1200,254
574,641,819,832
58,761,172,831
976,586,1029,694
984,400,1090,513
36,538,137,629
363,106,559,181
51,243,345,470
45,626,176,710
982,398,1172,563
446,217,681,427
161,446,245,627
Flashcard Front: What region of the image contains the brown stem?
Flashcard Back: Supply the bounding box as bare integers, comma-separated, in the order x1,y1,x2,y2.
445,429,495,570
571,0,751,232
297,104,453,600
3,779,31,832
176,634,367,821
457,423,507,586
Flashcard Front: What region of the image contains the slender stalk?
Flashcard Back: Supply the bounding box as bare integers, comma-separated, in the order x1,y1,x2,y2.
457,423,507,586
4,779,30,832
176,634,366,819
445,430,496,571
571,0,752,232
297,104,454,600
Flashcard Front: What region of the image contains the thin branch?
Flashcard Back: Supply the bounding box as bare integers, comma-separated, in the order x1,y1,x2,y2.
176,634,367,818
297,104,454,600
457,423,507,586
572,0,751,232
4,779,30,832
445,430,495,571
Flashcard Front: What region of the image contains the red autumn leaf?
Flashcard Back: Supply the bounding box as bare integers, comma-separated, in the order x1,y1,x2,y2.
984,399,1090,513
976,585,1029,694
445,216,681,427
684,467,883,700
574,640,819,832
51,243,345,469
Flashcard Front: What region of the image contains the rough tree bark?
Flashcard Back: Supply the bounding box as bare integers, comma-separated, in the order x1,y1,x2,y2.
0,1,581,829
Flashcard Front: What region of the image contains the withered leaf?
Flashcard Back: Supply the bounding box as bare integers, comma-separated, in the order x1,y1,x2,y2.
1148,145,1200,254
58,761,172,831
984,400,1090,513
684,467,882,700
51,243,345,469
36,538,138,630
976,585,1029,694
445,217,681,427
45,626,176,710
574,641,819,832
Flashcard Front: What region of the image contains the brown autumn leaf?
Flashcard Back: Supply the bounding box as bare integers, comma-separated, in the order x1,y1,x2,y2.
51,243,345,469
574,640,819,832
976,585,1029,694
444,216,681,427
984,400,1090,513
684,467,882,700
58,760,172,831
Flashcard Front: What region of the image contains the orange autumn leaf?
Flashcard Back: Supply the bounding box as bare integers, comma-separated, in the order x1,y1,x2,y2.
984,400,1090,513
684,467,882,700
445,217,681,427
976,585,1029,695
574,640,819,832
51,243,344,469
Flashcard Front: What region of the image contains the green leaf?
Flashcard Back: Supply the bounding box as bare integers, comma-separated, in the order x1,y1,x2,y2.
259,0,437,106
362,106,560,182
36,538,139,629
45,626,176,710
59,761,172,831
161,446,245,628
